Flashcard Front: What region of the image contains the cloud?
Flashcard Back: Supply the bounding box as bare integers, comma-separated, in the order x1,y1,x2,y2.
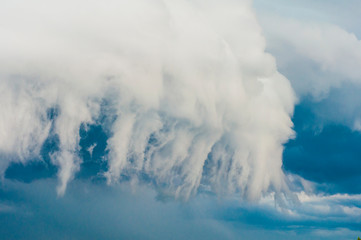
255,3,361,133
258,16,361,99
0,0,295,199
254,0,361,38
1,179,360,240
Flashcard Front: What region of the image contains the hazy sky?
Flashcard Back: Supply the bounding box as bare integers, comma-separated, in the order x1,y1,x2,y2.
0,0,361,239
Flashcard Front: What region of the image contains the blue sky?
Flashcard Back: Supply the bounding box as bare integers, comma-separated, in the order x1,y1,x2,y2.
1,0,361,239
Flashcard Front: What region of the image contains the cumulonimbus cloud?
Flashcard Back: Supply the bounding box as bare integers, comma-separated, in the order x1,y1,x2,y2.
0,0,295,199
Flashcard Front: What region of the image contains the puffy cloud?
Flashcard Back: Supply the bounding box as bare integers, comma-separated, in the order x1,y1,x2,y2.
0,0,295,199
255,3,361,132
258,16,361,98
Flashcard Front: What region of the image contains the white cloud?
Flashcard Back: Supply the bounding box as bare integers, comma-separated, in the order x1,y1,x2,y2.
0,0,295,199
258,15,361,98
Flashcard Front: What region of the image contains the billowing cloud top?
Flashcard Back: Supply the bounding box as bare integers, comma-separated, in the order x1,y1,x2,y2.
0,0,295,199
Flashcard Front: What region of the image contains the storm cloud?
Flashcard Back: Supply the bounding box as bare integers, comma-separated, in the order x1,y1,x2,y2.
0,0,295,199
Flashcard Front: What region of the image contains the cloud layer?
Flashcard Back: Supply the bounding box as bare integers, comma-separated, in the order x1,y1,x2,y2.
1,179,360,240
0,0,295,199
